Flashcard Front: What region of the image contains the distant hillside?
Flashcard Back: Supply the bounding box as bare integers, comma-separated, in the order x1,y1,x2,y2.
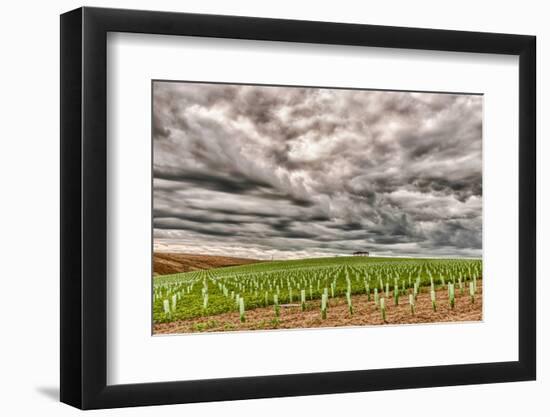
153,252,264,276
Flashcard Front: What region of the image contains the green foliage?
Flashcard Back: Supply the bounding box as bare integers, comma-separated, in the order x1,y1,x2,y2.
193,320,220,332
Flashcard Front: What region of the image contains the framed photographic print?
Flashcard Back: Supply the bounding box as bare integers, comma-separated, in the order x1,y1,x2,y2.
60,6,536,409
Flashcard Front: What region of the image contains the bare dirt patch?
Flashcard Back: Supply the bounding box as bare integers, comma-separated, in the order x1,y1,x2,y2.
153,252,264,275
154,281,483,334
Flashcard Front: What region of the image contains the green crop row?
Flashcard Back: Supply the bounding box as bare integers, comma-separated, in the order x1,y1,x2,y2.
153,256,482,323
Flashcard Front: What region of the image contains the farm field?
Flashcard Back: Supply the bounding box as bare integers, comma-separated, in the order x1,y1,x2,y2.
153,256,482,334
153,252,263,275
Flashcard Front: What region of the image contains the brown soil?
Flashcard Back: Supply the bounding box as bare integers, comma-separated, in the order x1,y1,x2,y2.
154,281,483,334
153,252,264,275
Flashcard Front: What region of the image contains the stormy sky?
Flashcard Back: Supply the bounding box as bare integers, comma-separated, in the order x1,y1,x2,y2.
153,81,482,260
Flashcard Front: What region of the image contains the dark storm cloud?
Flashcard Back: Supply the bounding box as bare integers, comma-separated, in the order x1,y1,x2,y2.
154,165,274,194
153,82,482,259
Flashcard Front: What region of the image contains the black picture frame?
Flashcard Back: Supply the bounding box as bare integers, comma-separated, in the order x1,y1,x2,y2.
60,6,536,410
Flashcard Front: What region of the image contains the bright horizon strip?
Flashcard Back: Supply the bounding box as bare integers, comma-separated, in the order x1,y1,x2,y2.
153,246,482,262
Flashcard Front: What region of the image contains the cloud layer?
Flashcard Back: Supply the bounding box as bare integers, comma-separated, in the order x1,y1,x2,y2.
153,82,482,259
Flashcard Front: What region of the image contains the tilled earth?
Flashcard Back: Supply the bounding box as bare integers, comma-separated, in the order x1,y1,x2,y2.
153,252,263,275
154,282,483,334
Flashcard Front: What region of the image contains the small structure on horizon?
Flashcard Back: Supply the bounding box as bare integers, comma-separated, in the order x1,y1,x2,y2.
353,251,370,257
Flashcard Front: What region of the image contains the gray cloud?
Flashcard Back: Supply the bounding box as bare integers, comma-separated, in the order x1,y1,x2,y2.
153,81,482,259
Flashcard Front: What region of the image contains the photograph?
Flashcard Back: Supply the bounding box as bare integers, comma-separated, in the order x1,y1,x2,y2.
151,81,483,335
